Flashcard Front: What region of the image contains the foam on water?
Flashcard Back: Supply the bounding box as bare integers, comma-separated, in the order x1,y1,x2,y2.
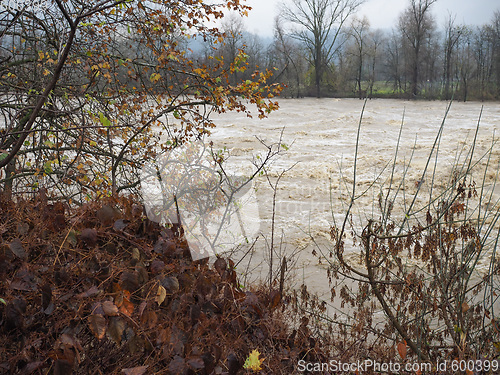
207,98,500,291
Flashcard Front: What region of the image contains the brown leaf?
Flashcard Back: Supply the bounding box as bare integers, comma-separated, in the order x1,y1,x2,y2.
150,259,165,274
187,356,205,370
120,271,139,292
21,361,45,374
214,257,227,275
107,317,126,344
80,228,97,247
103,301,119,316
462,301,470,313
41,283,53,314
88,314,106,340
16,223,29,236
10,269,37,291
97,205,120,226
9,238,26,259
140,310,158,329
268,289,281,310
91,302,104,315
117,291,134,316
113,219,128,231
77,285,100,298
397,341,407,360
138,300,147,317
161,276,179,294
227,353,241,375
54,359,73,375
4,299,26,331
167,356,186,373
121,366,148,375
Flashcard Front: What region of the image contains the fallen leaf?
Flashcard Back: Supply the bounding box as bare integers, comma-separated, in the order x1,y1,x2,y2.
167,356,186,373
156,285,166,306
10,269,37,291
113,219,128,231
77,285,100,298
80,228,97,247
243,349,264,371
88,314,106,340
141,310,158,329
97,205,119,226
107,317,126,344
10,238,26,259
121,366,148,375
187,356,205,370
102,301,119,316
117,291,134,316
161,276,179,294
21,361,45,373
214,257,227,275
150,259,165,274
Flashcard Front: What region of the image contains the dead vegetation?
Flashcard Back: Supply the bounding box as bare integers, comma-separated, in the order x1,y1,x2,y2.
0,193,335,374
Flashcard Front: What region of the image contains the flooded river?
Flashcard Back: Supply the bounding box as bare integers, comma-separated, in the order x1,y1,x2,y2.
207,98,500,297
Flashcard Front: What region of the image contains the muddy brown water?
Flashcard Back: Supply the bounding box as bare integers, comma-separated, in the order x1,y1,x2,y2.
204,98,500,303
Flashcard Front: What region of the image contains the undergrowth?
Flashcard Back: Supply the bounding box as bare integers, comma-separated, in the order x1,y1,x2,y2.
0,194,331,374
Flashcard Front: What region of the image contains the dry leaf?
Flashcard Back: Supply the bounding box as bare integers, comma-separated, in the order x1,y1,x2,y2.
397,341,407,360
156,285,167,306
121,366,148,375
88,314,106,340
102,301,119,316
119,299,134,317
462,301,470,313
9,238,26,259
77,285,100,298
80,228,97,247
107,317,126,344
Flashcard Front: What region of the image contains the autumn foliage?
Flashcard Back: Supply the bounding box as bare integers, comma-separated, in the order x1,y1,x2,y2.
0,0,281,200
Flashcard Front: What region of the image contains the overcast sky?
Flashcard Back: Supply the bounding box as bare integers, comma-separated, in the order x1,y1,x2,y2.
241,0,499,37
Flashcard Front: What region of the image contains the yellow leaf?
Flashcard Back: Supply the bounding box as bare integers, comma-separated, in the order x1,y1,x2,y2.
150,72,161,84
243,349,264,371
156,285,166,306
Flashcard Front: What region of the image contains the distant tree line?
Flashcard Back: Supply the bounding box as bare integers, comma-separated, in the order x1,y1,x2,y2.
195,0,500,101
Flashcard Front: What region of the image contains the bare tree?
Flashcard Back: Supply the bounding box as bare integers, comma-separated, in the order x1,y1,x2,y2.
366,29,385,97
272,16,307,97
384,31,400,93
347,16,370,98
398,0,437,97
492,11,500,97
280,0,364,97
220,13,246,85
456,26,475,102
473,24,495,100
443,14,463,100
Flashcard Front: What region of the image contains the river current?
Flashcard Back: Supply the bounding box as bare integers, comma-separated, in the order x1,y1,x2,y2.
207,98,500,297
